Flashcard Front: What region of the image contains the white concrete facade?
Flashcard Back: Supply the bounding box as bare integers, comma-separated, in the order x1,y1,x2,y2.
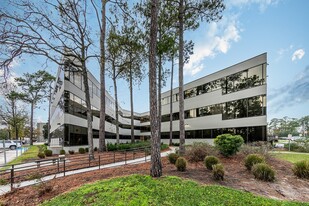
50,53,267,149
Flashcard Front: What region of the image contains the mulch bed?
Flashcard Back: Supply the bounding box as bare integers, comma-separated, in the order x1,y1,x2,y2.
1,154,308,206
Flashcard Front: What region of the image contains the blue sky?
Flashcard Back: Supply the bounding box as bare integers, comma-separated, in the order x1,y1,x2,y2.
3,0,309,124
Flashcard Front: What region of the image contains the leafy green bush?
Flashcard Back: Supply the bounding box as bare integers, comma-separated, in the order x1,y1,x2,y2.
68,150,75,155
244,154,265,171
107,141,151,151
186,142,217,163
160,143,169,150
168,153,179,164
44,149,53,157
252,163,275,182
214,134,244,157
60,149,66,155
85,148,89,153
292,160,309,179
212,164,224,180
79,148,85,154
94,147,98,152
175,157,187,172
204,156,220,170
38,152,45,159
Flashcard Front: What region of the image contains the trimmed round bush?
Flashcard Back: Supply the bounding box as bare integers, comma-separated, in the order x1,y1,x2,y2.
94,147,98,152
252,163,275,182
60,149,66,155
168,153,179,164
44,149,53,157
38,152,45,159
175,157,187,172
214,134,244,157
69,150,75,155
204,156,220,170
293,160,309,179
85,148,89,153
244,154,265,171
79,148,85,154
212,164,224,180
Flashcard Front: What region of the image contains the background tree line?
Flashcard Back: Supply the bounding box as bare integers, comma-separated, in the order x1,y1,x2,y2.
268,116,309,137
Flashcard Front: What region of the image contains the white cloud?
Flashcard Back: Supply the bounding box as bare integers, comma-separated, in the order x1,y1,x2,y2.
184,15,240,76
227,0,279,12
292,49,305,61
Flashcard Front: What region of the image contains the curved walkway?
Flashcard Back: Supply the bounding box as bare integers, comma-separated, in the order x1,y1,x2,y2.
0,148,175,196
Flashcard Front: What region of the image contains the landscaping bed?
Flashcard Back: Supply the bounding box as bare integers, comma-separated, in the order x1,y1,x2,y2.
0,153,308,205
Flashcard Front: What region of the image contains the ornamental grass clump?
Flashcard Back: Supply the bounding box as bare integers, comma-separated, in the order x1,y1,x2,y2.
212,164,224,180
168,153,179,164
204,156,220,170
186,142,217,163
214,134,244,157
244,154,265,171
252,163,275,182
38,152,45,159
292,160,309,179
175,157,187,172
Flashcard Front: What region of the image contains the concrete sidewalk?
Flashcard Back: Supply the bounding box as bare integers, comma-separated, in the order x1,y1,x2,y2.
0,148,175,196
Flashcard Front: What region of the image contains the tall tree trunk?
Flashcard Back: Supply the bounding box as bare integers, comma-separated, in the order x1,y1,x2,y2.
158,54,162,142
178,0,185,155
113,65,120,144
149,0,162,177
99,0,106,152
129,66,135,143
30,102,34,145
81,61,94,160
169,56,174,146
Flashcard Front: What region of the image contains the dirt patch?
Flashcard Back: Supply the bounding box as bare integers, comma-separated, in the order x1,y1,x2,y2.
0,154,308,205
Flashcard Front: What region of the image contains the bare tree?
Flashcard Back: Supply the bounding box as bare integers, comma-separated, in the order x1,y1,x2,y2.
0,0,98,158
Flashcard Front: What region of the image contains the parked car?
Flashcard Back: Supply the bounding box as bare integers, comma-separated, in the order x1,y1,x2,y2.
0,140,22,150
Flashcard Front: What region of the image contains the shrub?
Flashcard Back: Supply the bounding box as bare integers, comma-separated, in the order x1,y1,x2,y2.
60,149,66,155
186,142,217,163
44,149,53,157
85,147,89,153
175,157,187,172
160,144,169,150
26,172,43,180
79,148,85,154
214,134,244,157
38,152,45,159
168,153,179,164
292,160,309,179
252,163,275,182
204,156,220,170
212,164,224,180
244,154,265,171
94,147,98,152
68,150,75,155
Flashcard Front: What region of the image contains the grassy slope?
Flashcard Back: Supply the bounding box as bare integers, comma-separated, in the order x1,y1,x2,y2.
272,152,309,163
42,175,308,206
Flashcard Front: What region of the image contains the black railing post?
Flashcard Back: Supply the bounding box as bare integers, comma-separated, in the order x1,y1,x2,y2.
99,155,101,170
63,159,66,177
88,155,90,168
125,151,127,165
10,165,14,190
113,151,115,163
57,158,60,173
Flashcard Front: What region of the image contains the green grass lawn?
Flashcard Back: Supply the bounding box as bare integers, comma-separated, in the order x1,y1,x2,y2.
41,175,308,206
271,152,309,163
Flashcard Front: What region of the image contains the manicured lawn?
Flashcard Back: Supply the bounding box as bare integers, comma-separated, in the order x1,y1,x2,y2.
272,152,309,163
7,145,39,165
42,175,308,206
